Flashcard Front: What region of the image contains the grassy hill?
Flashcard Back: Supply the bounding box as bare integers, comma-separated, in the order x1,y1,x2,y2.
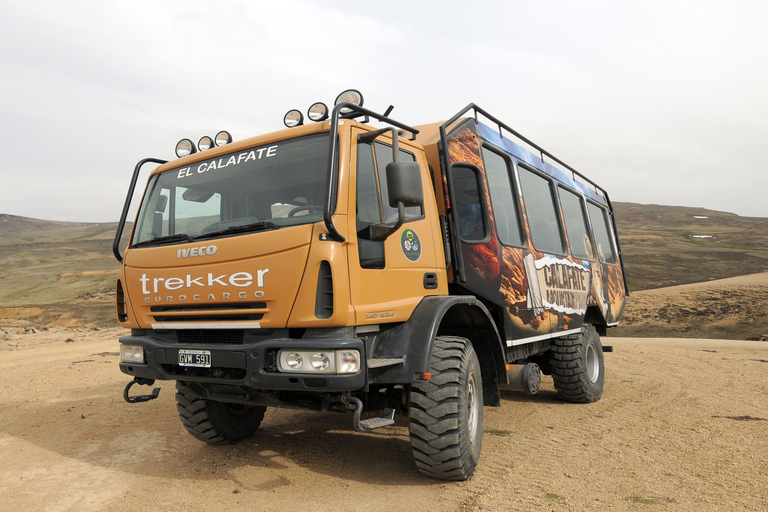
0,214,129,327
1,204,767,330
613,203,768,291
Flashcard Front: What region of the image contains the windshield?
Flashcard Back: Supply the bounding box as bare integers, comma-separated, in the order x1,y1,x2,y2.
132,133,329,246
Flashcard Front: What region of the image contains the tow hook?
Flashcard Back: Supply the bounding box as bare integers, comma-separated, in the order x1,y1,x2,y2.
123,378,161,404
348,396,396,432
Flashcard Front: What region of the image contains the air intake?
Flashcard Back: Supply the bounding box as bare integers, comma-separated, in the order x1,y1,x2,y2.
315,261,333,319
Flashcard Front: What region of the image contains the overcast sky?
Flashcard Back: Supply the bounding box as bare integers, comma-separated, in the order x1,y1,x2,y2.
1,0,766,222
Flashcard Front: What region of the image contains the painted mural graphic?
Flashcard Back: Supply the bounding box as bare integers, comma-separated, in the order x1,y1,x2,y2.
445,121,626,345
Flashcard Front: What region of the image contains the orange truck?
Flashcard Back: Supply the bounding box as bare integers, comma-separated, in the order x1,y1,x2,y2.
113,89,628,480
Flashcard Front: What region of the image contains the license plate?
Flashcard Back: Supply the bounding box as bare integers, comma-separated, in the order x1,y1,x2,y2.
178,349,211,368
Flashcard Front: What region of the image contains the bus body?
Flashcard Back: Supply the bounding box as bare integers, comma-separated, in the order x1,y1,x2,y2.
114,90,627,481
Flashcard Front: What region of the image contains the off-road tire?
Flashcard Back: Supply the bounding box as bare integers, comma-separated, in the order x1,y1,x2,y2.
175,382,266,445
550,323,604,403
408,336,483,481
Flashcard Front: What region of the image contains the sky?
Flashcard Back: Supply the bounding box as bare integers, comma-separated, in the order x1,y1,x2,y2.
1,0,767,222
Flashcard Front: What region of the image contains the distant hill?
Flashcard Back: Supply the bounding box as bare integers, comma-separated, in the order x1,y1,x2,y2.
0,214,130,327
0,214,121,243
613,203,768,290
0,205,767,328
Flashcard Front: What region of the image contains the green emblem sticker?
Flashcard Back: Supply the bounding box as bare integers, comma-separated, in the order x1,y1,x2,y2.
401,228,422,262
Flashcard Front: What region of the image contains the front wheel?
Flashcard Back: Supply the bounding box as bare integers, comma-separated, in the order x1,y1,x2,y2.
175,382,266,444
550,323,604,403
408,336,483,481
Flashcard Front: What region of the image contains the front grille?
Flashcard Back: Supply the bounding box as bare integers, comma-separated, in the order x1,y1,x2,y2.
176,330,245,344
150,302,267,323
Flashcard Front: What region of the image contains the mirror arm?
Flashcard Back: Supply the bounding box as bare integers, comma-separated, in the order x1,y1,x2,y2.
369,201,405,242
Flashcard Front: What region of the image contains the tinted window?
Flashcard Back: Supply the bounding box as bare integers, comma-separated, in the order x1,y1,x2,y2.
518,167,564,254
482,148,523,246
559,187,593,260
587,202,618,264
452,165,486,242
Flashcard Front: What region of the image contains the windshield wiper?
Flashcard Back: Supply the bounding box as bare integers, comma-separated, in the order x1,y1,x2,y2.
132,233,194,248
193,221,279,240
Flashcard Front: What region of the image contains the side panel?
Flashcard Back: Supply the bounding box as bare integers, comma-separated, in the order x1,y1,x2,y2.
442,121,623,349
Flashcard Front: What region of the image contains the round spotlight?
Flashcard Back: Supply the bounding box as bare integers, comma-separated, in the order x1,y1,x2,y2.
310,353,331,371
307,102,329,122
285,353,303,370
175,138,197,158
198,136,214,151
215,130,233,146
334,89,364,114
283,109,304,128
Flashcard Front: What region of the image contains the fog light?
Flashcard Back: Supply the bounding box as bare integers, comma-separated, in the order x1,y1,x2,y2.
337,350,360,374
285,352,303,370
311,353,330,371
175,138,197,158
120,344,144,364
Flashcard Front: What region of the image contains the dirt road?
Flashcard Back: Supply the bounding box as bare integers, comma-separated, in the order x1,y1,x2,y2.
1,327,767,511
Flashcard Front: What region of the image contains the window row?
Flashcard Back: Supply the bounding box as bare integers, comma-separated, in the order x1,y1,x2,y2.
453,146,617,265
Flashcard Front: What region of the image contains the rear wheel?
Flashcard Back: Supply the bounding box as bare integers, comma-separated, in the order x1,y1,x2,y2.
408,336,483,481
175,382,266,444
550,323,604,403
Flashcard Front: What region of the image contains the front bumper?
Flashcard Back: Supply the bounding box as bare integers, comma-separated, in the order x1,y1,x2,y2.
118,331,366,392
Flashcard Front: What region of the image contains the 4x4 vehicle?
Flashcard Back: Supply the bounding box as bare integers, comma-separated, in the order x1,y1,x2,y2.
114,89,628,480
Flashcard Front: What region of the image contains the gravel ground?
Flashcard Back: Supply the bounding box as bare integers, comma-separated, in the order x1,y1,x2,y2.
1,325,767,511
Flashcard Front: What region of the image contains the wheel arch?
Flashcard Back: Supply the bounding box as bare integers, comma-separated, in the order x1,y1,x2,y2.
369,295,506,406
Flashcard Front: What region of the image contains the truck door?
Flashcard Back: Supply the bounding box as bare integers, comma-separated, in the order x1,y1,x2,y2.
348,131,444,325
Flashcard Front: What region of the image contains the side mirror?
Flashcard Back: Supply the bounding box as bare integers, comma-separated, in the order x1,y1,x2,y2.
370,161,424,241
386,161,423,208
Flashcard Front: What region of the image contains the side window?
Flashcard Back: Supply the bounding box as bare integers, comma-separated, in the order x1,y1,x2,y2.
134,180,171,242
518,167,565,254
559,187,594,260
451,165,487,242
356,143,385,269
482,147,523,246
587,202,618,264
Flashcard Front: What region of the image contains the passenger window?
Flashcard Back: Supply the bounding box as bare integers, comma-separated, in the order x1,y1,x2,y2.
559,187,593,260
451,165,486,242
482,148,523,246
518,167,564,254
587,202,618,264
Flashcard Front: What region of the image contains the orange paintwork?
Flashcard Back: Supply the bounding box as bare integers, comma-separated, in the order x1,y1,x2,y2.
119,119,448,331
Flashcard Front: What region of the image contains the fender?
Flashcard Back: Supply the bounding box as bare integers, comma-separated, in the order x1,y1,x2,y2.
367,295,507,399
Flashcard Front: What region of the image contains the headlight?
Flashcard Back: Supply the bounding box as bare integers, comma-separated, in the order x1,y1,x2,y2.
285,352,303,370
311,353,330,371
277,349,360,374
120,344,145,364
